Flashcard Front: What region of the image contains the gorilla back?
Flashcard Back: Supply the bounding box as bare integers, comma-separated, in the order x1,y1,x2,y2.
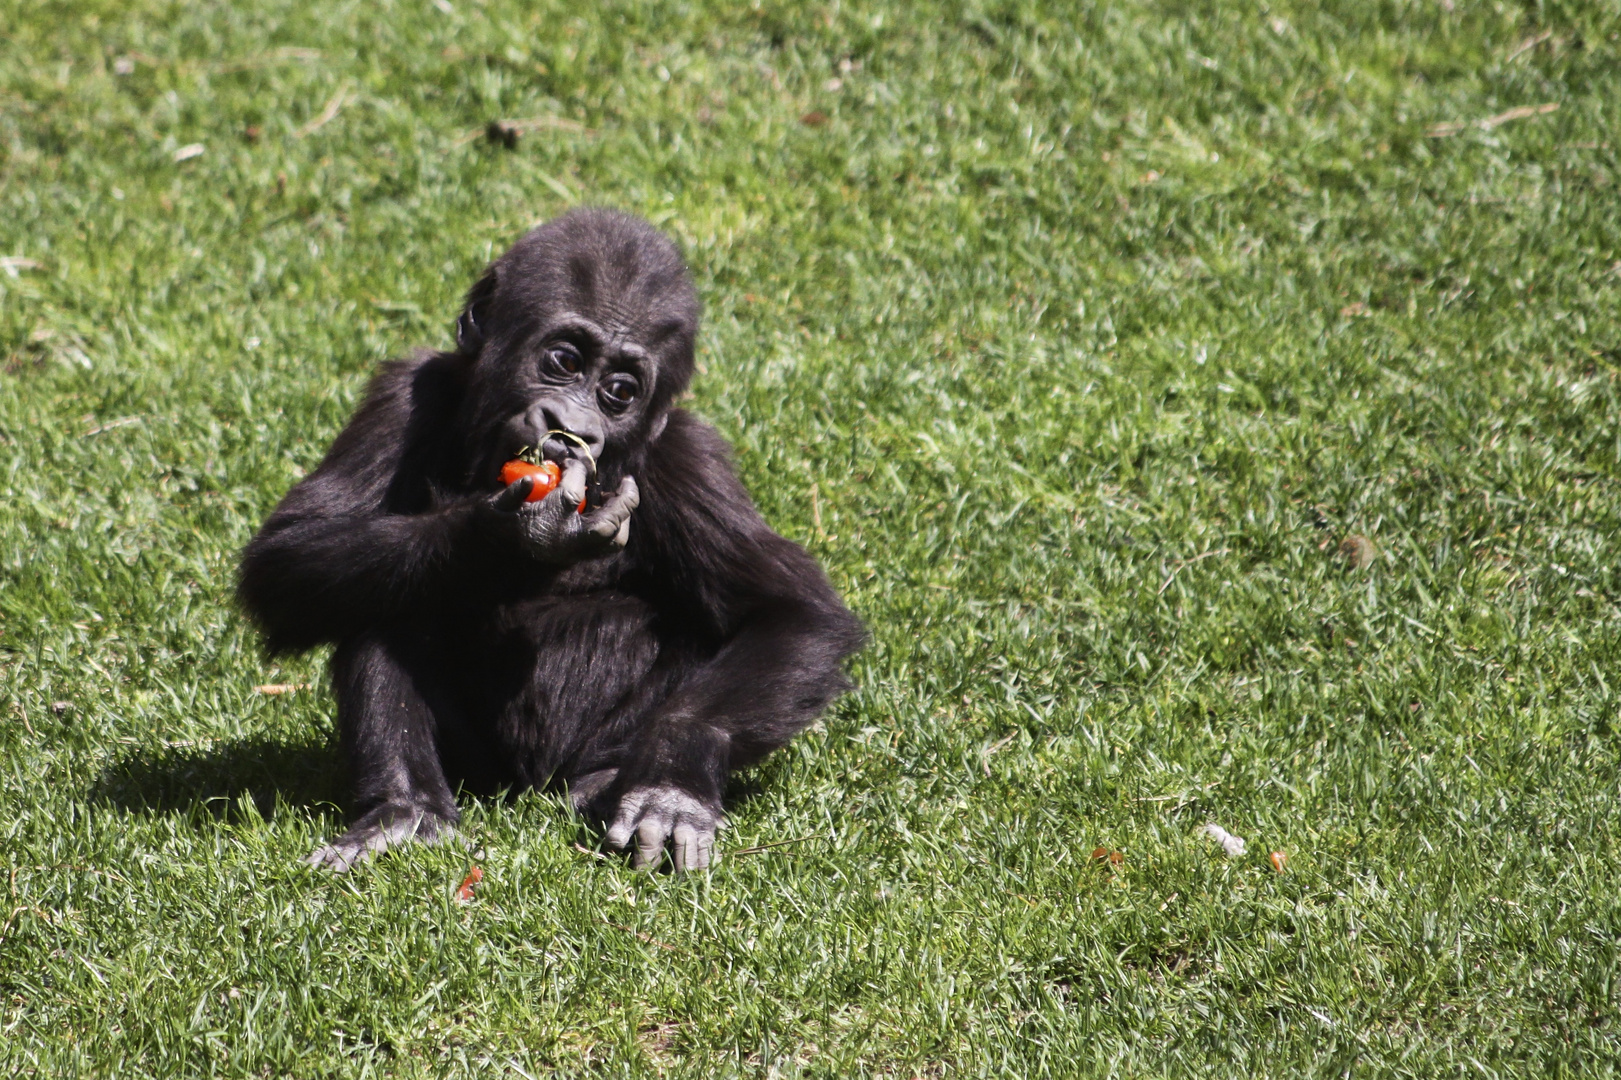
238,208,864,873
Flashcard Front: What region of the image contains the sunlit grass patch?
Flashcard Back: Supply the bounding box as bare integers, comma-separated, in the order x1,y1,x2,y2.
3,0,1621,1075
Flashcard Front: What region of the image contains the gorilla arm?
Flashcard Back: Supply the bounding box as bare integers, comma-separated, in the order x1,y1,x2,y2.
237,358,476,653
601,411,866,870
238,356,636,653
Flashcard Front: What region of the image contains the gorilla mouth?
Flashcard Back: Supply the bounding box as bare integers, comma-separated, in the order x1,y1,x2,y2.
510,429,596,469
507,429,604,509
542,429,598,472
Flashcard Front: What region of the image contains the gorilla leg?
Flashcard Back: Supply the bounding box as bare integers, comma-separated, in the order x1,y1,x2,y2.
306,630,467,871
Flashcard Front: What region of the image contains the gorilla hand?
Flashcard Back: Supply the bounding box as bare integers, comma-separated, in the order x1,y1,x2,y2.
305,802,456,873
604,785,721,871
488,458,639,564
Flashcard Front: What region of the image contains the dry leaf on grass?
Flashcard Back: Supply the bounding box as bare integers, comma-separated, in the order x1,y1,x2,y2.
1339,534,1377,569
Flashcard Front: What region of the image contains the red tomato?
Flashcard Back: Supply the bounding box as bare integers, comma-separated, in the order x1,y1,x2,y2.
500,460,561,502
500,459,591,511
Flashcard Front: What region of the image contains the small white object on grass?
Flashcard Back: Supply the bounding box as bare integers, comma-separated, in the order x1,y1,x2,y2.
1201,822,1247,857
173,143,205,162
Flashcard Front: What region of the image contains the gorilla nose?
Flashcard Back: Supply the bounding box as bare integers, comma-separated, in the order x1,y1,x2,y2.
536,404,604,459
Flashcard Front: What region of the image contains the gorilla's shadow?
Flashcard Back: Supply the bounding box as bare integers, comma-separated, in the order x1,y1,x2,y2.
95,735,772,834
92,734,345,821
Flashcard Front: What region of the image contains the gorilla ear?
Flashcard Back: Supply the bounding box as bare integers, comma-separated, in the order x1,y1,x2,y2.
455,310,480,352
456,267,499,354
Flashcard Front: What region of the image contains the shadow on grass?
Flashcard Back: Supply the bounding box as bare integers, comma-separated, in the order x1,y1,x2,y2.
93,735,773,840
91,734,345,821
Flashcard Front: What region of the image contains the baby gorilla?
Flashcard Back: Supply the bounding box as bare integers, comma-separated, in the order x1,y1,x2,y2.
239,208,864,872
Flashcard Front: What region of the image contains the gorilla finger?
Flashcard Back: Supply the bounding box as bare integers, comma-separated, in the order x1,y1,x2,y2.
557,459,589,507
672,822,712,872
306,843,360,873
672,822,697,872
604,823,632,851
634,817,669,870
604,806,641,850
492,475,533,512
588,484,639,538
595,479,638,517
590,500,635,539
613,516,631,548
614,475,640,511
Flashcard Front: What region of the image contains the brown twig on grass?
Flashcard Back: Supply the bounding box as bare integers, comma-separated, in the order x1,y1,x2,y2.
116,48,322,77
1506,31,1552,63
455,115,594,147
605,919,682,953
731,834,822,856
295,86,350,138
981,732,1016,776
1158,548,1230,595
0,905,30,943
1427,102,1558,138
85,416,141,436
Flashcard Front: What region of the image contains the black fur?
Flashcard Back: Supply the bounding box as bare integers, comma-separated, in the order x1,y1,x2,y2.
238,208,864,871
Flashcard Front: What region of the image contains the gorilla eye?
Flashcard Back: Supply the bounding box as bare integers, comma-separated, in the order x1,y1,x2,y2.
543,342,583,377
600,374,639,411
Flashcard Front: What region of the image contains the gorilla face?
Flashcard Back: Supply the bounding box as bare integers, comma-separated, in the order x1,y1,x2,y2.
454,208,700,487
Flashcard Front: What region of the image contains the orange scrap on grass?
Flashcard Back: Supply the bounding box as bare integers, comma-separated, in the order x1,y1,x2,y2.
455,865,484,902
1269,851,1287,873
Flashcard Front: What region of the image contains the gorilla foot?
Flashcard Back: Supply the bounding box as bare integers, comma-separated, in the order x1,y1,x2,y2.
306,803,457,872
604,785,721,872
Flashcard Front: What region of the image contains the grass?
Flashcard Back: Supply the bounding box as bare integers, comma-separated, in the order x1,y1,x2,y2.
2,0,1620,1075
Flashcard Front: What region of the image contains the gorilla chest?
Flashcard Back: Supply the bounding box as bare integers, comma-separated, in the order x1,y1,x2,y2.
448,590,665,733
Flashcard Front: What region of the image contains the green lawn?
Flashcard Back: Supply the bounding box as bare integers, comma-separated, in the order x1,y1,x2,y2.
3,0,1620,1075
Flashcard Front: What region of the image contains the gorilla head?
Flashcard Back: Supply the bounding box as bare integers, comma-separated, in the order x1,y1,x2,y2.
452,209,701,488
